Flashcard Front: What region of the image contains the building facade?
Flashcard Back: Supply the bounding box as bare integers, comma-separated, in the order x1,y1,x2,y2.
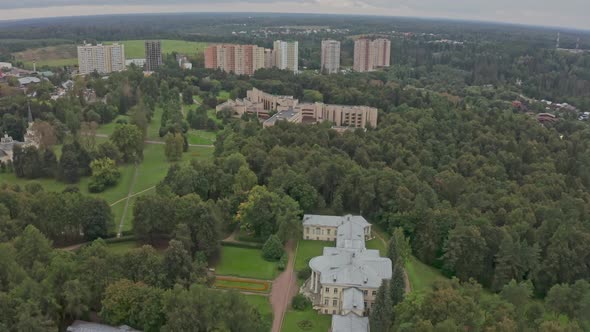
144,40,162,72
321,40,341,74
353,38,391,72
274,40,299,73
205,44,266,75
77,43,125,75
301,214,392,332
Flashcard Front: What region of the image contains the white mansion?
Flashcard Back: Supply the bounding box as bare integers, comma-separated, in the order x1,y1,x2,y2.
301,214,392,332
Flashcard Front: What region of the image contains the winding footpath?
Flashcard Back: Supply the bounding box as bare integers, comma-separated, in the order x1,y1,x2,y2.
270,240,298,332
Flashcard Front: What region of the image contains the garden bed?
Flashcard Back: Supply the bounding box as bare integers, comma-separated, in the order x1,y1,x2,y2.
214,276,271,293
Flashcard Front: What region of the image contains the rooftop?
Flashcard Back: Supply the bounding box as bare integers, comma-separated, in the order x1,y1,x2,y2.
342,288,365,312
67,321,140,332
331,313,369,332
309,248,392,288
336,222,366,250
302,214,370,228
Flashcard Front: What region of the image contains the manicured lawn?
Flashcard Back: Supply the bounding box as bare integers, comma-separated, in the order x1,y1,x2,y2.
366,238,387,256
96,115,129,136
105,40,208,58
282,308,332,332
405,256,448,293
215,246,278,280
217,90,230,100
187,130,216,145
295,240,333,272
207,109,223,125
245,294,272,318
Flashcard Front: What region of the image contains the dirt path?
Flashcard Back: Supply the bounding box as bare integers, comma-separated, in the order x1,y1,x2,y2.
373,230,412,294
116,164,139,237
270,240,298,332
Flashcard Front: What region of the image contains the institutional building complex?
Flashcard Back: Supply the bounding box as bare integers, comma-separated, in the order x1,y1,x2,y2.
216,88,378,129
353,38,391,72
321,40,341,74
77,43,125,75
144,40,162,72
301,214,392,332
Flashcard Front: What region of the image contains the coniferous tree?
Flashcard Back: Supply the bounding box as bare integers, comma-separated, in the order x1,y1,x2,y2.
370,281,393,332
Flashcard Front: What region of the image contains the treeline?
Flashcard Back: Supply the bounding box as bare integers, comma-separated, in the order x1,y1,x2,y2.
0,184,112,244
0,226,267,331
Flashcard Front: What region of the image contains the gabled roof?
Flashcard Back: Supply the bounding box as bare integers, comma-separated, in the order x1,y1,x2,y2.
331,313,369,332
336,221,365,250
342,288,365,312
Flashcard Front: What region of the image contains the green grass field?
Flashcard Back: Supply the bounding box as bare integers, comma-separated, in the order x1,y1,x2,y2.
105,40,208,58
187,130,216,145
215,246,278,280
104,240,140,254
366,238,387,256
295,240,333,272
405,256,448,293
245,295,273,331
282,308,332,332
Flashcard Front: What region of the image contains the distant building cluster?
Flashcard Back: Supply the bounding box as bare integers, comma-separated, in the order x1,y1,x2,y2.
216,88,378,129
204,40,298,75
353,38,391,72
300,214,393,332
77,43,125,75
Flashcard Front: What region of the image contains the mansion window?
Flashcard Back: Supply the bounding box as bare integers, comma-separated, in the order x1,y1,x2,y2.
363,290,368,296
325,288,330,293
333,288,338,294
324,299,329,306
333,299,338,306
372,291,376,296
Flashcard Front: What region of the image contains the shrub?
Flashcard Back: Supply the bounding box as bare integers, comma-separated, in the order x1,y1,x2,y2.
262,234,284,261
88,180,105,193
298,266,312,280
292,294,312,311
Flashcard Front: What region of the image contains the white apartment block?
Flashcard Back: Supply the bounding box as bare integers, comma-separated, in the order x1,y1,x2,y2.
321,40,341,74
274,40,299,73
77,44,125,75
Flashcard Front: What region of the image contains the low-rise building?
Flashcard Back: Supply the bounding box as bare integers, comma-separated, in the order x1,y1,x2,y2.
218,88,378,129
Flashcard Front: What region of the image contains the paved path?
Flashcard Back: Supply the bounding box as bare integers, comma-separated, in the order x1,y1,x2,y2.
373,230,412,294
270,240,298,332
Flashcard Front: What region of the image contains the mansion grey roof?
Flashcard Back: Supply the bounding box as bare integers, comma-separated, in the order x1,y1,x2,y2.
336,221,365,250
331,313,369,332
309,249,392,288
302,214,370,228
67,321,140,332
342,288,365,312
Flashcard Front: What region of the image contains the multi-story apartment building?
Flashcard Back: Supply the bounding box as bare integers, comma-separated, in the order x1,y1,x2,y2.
144,40,162,72
77,43,125,75
321,40,341,74
300,214,392,332
217,88,378,129
372,38,391,68
274,40,299,73
205,44,266,75
353,38,391,72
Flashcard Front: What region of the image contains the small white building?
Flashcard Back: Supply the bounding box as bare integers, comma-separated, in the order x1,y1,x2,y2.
0,62,12,70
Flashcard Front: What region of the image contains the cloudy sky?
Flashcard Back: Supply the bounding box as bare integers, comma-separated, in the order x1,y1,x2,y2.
0,0,588,30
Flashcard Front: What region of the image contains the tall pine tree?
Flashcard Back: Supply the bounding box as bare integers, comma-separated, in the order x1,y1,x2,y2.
370,281,392,332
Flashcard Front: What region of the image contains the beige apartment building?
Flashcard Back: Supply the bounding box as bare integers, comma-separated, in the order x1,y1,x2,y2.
274,40,299,73
300,214,392,332
205,44,266,75
353,37,391,72
321,39,341,74
77,43,125,75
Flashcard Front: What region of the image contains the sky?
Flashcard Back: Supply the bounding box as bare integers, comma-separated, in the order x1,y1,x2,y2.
0,0,588,30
